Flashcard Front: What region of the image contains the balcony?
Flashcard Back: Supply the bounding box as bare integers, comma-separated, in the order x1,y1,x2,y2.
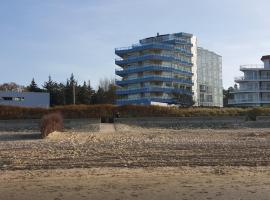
228,99,261,105
166,39,193,46
115,76,193,86
235,76,270,82
240,64,264,71
228,97,270,104
116,97,177,105
116,86,192,95
115,43,193,57
115,54,193,67
115,65,193,77
230,87,270,93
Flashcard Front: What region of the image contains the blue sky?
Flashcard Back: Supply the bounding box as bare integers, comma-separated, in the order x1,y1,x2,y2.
0,0,269,89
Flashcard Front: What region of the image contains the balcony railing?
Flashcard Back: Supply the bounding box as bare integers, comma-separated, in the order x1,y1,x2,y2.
116,97,177,105
115,54,193,67
116,86,192,95
235,76,270,81
228,99,270,104
115,65,193,77
116,76,193,85
231,87,270,92
240,64,264,70
115,42,193,56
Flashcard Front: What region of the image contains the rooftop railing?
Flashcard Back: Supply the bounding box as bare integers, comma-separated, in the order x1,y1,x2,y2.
240,64,264,70
115,42,193,55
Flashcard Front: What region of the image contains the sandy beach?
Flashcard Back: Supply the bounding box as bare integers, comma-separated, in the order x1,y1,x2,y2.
1,167,270,200
1,124,270,199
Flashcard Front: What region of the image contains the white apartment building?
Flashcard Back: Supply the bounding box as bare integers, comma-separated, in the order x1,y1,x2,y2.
229,55,270,107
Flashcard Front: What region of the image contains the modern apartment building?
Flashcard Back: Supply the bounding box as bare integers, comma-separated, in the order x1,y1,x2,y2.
229,55,270,107
115,32,197,105
197,47,223,107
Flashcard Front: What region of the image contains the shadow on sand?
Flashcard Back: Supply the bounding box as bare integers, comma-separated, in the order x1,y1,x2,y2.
0,132,41,141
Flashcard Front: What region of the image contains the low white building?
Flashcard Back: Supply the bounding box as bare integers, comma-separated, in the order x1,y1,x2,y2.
229,55,270,107
0,91,50,108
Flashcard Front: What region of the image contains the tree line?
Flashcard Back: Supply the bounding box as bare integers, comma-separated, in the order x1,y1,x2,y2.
0,74,116,106
0,75,236,107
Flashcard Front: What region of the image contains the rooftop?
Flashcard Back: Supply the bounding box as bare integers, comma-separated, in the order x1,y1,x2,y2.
261,55,270,61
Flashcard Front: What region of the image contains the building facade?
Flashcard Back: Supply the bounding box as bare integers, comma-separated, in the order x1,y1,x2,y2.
197,47,223,107
229,55,270,107
0,91,50,108
115,32,197,105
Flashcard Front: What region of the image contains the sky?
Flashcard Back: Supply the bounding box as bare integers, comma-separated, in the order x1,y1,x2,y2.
0,0,269,89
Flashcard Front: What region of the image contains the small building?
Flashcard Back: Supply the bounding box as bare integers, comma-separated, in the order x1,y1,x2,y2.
0,91,50,108
229,55,270,107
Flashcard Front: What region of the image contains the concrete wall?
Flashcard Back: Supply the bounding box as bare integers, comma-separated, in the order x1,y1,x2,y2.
0,118,100,132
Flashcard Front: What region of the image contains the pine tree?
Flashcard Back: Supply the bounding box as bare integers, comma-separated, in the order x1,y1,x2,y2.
27,78,42,92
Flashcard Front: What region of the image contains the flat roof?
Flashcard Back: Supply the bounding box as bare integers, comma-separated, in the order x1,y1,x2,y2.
261,55,270,61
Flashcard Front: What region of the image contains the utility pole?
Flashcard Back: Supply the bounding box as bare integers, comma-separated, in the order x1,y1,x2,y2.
73,84,76,105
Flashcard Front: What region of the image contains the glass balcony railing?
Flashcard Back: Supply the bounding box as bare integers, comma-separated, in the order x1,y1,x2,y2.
115,42,193,56
116,76,193,85
235,76,270,81
115,54,193,67
240,64,264,70
228,99,270,104
116,86,192,95
116,97,177,105
231,87,270,92
115,65,193,77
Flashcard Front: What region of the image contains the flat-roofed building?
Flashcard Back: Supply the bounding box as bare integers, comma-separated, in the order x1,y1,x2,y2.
229,55,270,107
115,32,197,106
197,47,223,107
0,91,50,108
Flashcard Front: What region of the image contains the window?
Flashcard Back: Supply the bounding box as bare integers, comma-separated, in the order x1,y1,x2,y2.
0,96,25,101
2,97,12,101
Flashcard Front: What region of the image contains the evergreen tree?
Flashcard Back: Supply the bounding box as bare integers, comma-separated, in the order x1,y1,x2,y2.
77,81,92,104
104,83,116,104
223,87,234,107
43,76,65,106
91,87,106,104
27,78,42,92
64,73,78,105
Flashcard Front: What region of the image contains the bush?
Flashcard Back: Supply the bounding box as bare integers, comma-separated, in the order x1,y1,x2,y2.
40,113,63,138
245,108,262,121
1,104,270,120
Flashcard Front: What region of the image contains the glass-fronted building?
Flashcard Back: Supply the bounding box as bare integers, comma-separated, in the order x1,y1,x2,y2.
197,47,223,107
229,55,270,107
115,32,197,105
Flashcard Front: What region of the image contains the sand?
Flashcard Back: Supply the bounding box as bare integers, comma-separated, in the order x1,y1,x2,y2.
0,124,270,199
1,167,270,200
